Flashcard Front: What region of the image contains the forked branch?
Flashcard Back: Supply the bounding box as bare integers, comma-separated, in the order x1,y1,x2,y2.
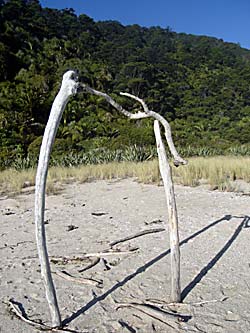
81,83,186,166
120,92,187,166
81,84,149,120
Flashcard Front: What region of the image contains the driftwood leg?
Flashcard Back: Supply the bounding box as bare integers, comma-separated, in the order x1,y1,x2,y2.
81,85,186,303
35,70,78,327
154,120,181,303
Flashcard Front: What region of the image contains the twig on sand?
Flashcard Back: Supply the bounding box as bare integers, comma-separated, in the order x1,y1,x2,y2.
116,301,190,330
50,256,99,266
83,248,139,257
187,297,228,306
53,270,103,287
8,299,50,330
146,297,228,308
7,299,82,332
50,248,139,264
109,228,165,247
78,257,100,273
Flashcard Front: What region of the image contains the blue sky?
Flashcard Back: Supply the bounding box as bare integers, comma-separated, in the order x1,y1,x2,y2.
40,0,250,49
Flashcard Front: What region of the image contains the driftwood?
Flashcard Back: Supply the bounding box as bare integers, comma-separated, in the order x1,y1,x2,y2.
81,84,187,167
120,92,187,167
187,298,228,306
8,299,51,330
53,270,103,287
7,299,82,333
146,297,228,312
82,84,185,302
81,84,149,120
82,248,139,257
34,71,79,327
116,301,189,330
50,248,138,263
154,120,181,302
8,299,82,332
110,228,165,247
78,257,100,273
29,71,186,330
50,255,99,265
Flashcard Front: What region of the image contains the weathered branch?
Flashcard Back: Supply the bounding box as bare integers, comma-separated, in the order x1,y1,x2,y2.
81,83,149,119
50,255,99,265
81,248,139,257
80,83,184,303
120,92,187,166
8,299,52,330
78,257,100,273
53,270,103,287
119,92,150,113
32,73,185,330
109,227,165,247
80,84,186,166
35,70,78,328
50,247,138,264
8,299,82,332
116,302,183,329
154,120,181,303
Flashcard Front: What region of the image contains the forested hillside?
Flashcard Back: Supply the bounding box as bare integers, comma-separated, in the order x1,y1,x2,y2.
1,0,250,167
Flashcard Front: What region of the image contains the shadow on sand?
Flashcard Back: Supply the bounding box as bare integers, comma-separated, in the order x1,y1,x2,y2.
63,214,249,326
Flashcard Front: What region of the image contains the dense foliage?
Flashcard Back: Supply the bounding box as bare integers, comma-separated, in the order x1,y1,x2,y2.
1,0,250,168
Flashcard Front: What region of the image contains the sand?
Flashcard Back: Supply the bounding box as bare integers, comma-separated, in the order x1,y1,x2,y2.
0,179,250,332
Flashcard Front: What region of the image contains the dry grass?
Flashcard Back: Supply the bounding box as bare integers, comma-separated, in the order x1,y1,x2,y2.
47,160,160,184
0,156,249,195
173,156,250,191
0,168,36,195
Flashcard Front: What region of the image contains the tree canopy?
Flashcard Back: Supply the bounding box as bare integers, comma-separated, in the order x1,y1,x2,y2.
1,0,250,166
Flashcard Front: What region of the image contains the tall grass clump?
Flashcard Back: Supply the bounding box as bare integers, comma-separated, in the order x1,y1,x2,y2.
172,156,250,191
0,168,35,194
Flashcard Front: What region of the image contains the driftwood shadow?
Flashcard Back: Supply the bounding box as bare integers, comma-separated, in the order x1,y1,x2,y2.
63,214,248,326
181,215,249,300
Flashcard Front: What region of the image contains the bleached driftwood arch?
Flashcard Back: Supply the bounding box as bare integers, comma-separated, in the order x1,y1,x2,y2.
34,70,187,328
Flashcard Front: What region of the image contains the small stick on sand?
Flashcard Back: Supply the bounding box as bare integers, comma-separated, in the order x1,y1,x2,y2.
8,299,51,330
53,270,103,287
7,299,84,332
147,297,227,306
116,302,186,330
187,297,228,306
50,256,99,266
83,248,139,257
109,228,165,247
78,257,100,273
50,248,138,266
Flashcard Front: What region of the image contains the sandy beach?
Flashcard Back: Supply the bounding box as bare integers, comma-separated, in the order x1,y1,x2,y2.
1,179,250,332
